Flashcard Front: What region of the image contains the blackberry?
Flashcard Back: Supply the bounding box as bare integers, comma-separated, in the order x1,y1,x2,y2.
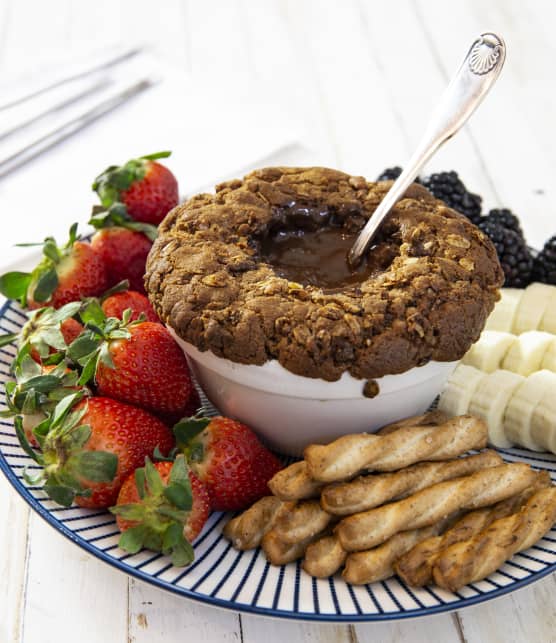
482,208,523,237
532,235,556,285
421,171,482,224
376,166,403,181
478,220,533,287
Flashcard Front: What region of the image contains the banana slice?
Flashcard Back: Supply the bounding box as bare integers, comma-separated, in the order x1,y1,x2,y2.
539,286,556,334
468,369,525,448
462,330,516,372
504,370,556,451
541,338,556,373
530,382,556,454
512,283,554,334
484,288,523,332
438,364,487,417
501,330,555,376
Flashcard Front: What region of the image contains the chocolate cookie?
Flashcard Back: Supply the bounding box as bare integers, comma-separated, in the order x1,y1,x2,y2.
145,167,503,381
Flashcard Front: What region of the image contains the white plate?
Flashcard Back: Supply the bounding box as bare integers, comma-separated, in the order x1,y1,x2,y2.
1,299,555,622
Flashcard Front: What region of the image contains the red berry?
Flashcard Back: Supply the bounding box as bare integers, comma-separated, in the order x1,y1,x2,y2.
182,417,283,511
96,322,193,418
28,241,109,309
102,290,159,323
72,397,175,508
121,161,178,225
91,228,152,293
60,317,84,345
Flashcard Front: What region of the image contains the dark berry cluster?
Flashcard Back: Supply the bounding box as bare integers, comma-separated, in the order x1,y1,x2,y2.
376,165,554,288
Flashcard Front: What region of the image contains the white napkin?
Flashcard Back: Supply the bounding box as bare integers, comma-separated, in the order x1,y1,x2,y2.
0,50,309,272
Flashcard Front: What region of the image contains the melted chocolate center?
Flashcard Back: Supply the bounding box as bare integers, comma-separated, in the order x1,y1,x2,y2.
259,202,399,292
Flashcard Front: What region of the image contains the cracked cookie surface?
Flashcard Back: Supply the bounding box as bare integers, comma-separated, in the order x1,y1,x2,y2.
145,167,503,381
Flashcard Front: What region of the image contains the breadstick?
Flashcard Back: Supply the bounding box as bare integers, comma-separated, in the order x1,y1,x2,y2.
432,486,556,591
262,529,321,565
268,461,324,501
223,496,294,550
336,463,537,551
304,415,487,483
343,520,450,585
378,410,449,435
395,471,551,586
272,499,334,544
302,534,347,578
321,451,502,516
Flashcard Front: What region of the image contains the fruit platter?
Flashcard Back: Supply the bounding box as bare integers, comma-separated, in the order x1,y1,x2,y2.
0,154,555,622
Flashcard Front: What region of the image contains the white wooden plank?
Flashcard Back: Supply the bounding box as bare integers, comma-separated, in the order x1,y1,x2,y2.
21,512,128,643
0,476,30,643
456,574,556,643
354,612,461,643
241,614,352,643
128,577,242,642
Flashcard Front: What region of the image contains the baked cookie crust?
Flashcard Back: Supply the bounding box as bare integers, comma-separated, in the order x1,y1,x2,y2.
145,167,503,381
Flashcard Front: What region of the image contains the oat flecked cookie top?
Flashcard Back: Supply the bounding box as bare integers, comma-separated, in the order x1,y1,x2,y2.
145,167,503,381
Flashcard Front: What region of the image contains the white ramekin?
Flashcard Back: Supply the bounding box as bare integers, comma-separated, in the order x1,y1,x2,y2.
170,329,458,456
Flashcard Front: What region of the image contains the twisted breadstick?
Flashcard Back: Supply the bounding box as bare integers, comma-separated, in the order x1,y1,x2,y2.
268,461,324,501
342,521,450,585
321,451,502,516
378,410,449,435
432,486,556,591
336,463,537,551
395,471,551,586
272,499,334,544
302,534,347,578
262,528,323,565
304,416,487,482
222,496,294,550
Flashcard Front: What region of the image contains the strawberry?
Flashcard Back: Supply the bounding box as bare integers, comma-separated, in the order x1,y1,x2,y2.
91,227,152,294
111,456,210,566
0,224,109,309
18,394,175,508
93,151,178,225
60,317,84,345
101,290,159,323
68,316,194,419
175,416,283,511
0,302,82,366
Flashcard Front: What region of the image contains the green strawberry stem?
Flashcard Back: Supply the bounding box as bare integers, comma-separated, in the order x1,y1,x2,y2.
110,455,195,566
89,203,158,242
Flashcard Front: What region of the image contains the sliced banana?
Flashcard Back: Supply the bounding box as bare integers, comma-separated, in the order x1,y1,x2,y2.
541,338,556,373
462,330,516,373
512,283,554,334
484,288,523,332
539,286,556,334
438,364,487,417
501,330,555,376
530,382,556,454
504,370,556,451
468,369,525,448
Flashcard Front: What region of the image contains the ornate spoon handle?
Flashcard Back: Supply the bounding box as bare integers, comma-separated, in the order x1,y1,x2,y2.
348,33,506,267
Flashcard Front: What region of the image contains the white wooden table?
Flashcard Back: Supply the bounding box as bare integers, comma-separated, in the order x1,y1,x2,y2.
1,1,555,641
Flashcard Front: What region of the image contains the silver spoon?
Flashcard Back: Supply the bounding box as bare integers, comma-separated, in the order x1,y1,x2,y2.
348,32,506,267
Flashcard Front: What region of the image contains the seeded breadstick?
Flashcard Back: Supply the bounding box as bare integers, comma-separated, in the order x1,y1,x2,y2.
378,410,449,436
336,463,537,551
305,415,487,483
343,521,450,585
262,529,322,566
272,499,334,544
223,496,294,550
268,461,324,501
395,471,551,586
321,451,502,516
432,486,556,591
302,534,347,578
